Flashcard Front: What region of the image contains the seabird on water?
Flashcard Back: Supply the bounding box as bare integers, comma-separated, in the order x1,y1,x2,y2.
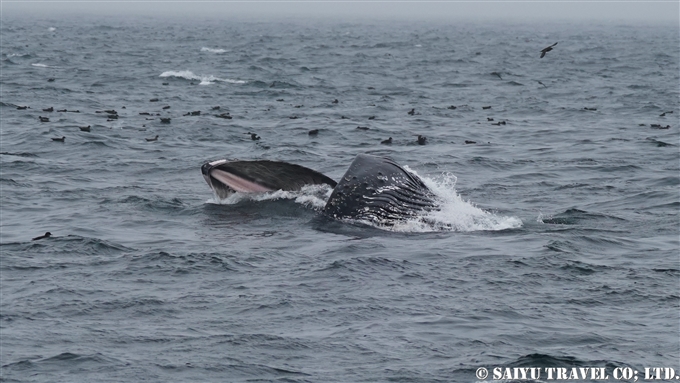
32,232,52,241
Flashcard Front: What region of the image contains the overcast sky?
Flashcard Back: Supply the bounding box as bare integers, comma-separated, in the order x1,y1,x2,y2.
2,1,679,23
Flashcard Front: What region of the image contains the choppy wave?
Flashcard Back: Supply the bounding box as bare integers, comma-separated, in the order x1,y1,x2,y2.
159,70,245,85
2,17,677,383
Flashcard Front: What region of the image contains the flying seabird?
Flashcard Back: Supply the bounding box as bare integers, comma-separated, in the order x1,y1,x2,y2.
540,42,558,58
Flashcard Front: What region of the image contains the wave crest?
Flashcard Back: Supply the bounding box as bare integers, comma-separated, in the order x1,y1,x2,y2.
159,70,245,85
200,47,226,54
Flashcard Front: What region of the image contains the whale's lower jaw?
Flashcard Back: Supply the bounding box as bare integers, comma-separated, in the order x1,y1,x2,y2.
322,154,438,225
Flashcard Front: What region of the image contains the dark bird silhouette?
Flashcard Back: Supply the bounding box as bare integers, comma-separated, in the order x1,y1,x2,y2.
332,99,339,104
79,125,91,132
482,106,491,110
163,106,171,110
447,105,457,110
487,118,494,121
32,232,52,241
246,132,260,140
16,105,28,110
43,107,54,112
416,135,426,145
308,129,319,136
408,108,415,116
51,136,65,142
465,140,477,144
160,118,171,123
368,116,376,120
381,137,393,145
211,106,220,110
146,135,159,142
356,126,369,130
104,109,117,115
39,116,50,122
540,42,558,58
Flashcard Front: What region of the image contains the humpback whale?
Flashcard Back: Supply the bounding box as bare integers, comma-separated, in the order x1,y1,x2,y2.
201,154,439,225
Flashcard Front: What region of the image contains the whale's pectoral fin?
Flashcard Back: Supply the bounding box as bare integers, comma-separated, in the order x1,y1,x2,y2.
202,159,337,199
322,154,438,224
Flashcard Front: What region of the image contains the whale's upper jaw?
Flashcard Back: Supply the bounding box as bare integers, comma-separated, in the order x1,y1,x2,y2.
201,159,337,199
322,154,438,225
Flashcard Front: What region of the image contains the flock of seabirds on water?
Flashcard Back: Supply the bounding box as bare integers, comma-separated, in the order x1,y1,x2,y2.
13,42,673,239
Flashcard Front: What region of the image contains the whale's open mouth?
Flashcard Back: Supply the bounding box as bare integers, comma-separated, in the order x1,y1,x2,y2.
201,159,337,200
201,159,273,199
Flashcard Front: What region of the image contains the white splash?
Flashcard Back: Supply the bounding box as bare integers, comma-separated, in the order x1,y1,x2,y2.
207,184,333,210
201,47,226,54
380,167,522,233
159,70,245,85
48,27,56,32
31,63,48,68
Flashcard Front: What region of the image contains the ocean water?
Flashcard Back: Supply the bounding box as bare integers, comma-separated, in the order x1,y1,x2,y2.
1,15,678,382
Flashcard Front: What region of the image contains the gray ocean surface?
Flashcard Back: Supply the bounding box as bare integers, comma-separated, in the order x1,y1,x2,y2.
1,15,679,382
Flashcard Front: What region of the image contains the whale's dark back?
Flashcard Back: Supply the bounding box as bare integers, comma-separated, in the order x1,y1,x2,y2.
322,154,438,224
